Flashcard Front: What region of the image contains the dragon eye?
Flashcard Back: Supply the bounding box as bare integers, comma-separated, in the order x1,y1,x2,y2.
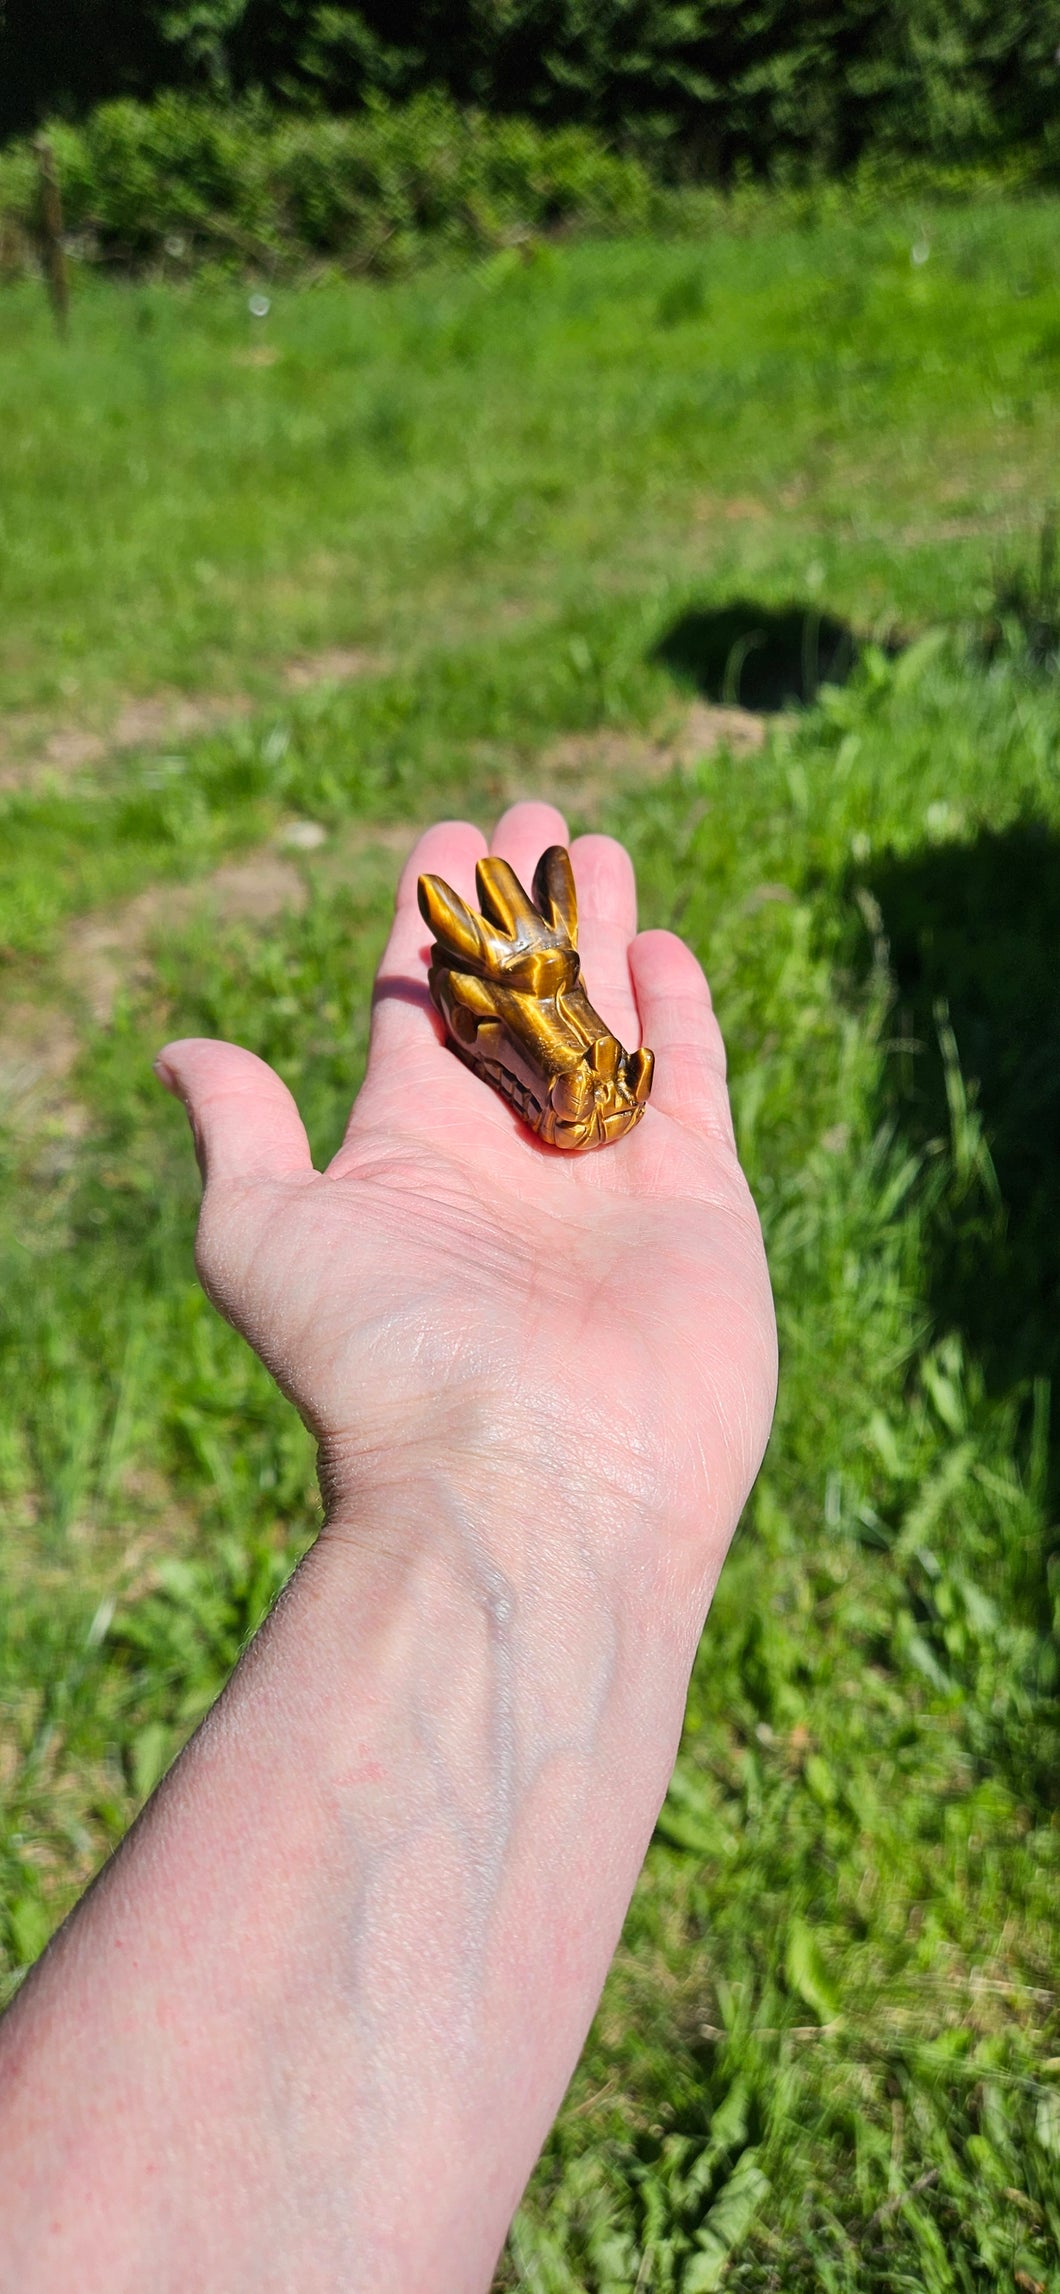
450,1005,478,1046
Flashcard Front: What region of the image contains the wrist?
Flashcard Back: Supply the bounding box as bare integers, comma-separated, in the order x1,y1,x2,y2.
315,1398,703,1668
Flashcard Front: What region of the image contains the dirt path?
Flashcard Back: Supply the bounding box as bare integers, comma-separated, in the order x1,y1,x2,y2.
0,649,385,796
0,699,765,1136
0,824,414,1136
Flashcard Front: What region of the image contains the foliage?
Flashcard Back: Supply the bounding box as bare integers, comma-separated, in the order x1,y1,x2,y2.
1,207,1060,2287
0,92,651,271
4,0,1060,181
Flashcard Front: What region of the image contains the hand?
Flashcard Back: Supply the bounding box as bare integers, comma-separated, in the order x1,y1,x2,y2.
1,803,778,2294
157,800,776,1624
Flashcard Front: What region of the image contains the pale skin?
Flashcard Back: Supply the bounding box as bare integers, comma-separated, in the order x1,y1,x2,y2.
0,800,777,2294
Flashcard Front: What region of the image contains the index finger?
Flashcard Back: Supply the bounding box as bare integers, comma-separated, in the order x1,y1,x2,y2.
369,819,488,1065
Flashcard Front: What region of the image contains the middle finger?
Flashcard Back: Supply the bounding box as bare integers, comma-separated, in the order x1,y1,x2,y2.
569,832,640,1048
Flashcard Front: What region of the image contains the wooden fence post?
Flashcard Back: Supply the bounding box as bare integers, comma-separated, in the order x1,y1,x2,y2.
33,137,69,337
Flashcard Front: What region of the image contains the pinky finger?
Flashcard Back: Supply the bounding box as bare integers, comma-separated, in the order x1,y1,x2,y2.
628,930,736,1148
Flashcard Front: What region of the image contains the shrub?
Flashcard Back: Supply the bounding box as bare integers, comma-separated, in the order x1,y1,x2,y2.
0,92,652,271
270,96,651,257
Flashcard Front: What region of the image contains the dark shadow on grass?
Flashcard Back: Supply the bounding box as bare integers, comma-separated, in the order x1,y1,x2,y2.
865,816,1060,1442
856,822,1060,1802
651,599,862,710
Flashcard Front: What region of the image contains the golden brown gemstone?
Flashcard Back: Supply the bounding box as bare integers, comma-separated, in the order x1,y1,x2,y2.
418,845,654,1151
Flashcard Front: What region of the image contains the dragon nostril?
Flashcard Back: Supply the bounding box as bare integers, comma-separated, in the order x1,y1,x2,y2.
629,1046,655,1103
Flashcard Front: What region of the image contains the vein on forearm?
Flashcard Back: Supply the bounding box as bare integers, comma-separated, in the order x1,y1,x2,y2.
328,1484,622,2082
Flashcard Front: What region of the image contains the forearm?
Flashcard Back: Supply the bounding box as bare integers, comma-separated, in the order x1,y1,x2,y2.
0,1462,697,2294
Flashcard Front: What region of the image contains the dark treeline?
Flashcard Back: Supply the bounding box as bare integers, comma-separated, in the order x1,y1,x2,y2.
4,0,1059,174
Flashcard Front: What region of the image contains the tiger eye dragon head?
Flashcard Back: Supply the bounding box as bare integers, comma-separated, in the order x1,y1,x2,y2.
417,844,654,1151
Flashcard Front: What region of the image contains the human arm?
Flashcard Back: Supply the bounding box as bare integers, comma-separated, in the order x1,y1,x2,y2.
0,801,776,2293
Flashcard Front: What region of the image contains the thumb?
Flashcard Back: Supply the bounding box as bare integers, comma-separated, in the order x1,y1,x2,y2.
155,1038,313,1187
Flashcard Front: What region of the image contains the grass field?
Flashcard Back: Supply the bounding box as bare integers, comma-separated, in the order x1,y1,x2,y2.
2,193,1059,2290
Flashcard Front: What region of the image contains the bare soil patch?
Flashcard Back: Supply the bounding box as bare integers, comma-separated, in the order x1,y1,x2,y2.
539,700,765,806
0,824,417,1134
282,648,384,692
60,817,414,1033
0,649,386,796
1,644,754,805
63,853,310,1028
0,693,252,795
0,1004,85,1136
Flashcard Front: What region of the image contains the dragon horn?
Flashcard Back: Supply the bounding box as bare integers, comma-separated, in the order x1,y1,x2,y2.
474,857,546,942
531,845,579,947
417,874,489,968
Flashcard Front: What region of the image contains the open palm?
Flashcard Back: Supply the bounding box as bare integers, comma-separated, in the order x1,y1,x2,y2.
159,801,777,1602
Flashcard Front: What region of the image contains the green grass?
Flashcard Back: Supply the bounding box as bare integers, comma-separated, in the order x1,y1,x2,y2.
1,194,1059,2290
2,193,1060,717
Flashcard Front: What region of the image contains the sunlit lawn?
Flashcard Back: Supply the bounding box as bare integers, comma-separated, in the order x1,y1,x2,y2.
1,195,1059,2290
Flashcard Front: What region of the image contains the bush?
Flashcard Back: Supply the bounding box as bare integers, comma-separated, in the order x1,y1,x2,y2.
0,91,652,271
270,97,651,256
